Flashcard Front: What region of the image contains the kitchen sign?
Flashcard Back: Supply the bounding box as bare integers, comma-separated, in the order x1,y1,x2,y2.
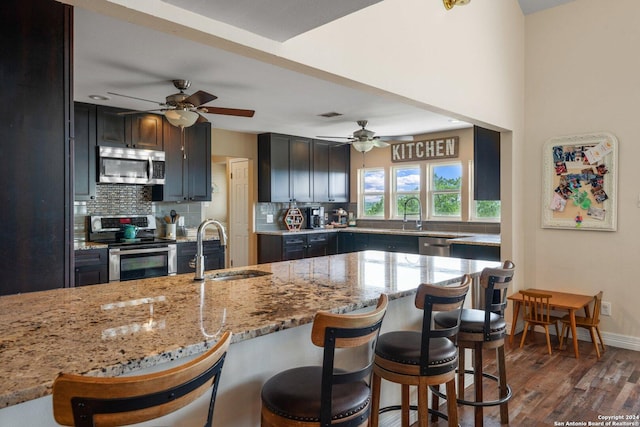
391,137,459,163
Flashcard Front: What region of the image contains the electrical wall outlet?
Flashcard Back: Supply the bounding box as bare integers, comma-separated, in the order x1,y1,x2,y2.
266,214,274,224
601,301,611,316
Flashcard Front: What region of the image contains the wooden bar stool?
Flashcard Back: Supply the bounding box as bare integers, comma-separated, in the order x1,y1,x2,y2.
370,275,471,427
52,331,231,427
261,294,388,427
432,261,515,427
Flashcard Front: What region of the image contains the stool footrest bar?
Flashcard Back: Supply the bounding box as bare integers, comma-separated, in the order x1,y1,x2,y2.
430,369,512,407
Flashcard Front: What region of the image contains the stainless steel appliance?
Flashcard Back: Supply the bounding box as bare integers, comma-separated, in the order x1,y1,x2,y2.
97,146,166,185
304,207,325,229
418,236,451,257
88,215,176,282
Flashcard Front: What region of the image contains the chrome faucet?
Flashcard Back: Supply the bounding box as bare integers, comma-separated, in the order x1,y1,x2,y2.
402,196,423,231
192,219,228,281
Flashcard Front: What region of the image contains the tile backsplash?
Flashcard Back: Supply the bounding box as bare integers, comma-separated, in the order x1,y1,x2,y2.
254,202,500,234
86,185,152,215
74,184,203,240
255,202,356,231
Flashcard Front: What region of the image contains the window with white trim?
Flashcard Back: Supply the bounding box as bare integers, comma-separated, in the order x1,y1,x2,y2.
469,161,501,221
429,162,462,219
359,168,385,218
392,165,421,219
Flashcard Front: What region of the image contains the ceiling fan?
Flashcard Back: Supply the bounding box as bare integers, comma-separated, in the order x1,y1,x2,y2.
108,79,255,128
318,120,412,152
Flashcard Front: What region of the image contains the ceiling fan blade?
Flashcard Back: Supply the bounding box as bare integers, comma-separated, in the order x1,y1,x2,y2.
200,106,255,118
379,135,414,142
316,136,352,139
184,90,218,107
116,108,166,115
372,139,390,148
107,92,165,106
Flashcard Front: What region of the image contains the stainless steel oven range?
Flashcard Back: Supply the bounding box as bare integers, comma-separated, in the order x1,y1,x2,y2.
88,215,177,282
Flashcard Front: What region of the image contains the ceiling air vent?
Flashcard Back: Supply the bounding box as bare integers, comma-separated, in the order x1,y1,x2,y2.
318,112,343,118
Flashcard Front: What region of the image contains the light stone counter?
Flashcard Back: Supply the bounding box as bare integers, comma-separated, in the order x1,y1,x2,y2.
447,234,501,247
73,240,108,251
0,251,500,425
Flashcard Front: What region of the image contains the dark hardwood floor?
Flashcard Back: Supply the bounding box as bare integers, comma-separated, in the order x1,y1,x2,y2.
381,332,640,426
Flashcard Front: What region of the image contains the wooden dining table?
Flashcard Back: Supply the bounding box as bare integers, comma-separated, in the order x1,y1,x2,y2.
508,289,594,358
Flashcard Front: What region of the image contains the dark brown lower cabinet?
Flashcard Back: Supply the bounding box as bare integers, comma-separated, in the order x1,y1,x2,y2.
177,241,225,274
450,243,500,261
337,232,418,254
258,233,335,263
74,249,109,286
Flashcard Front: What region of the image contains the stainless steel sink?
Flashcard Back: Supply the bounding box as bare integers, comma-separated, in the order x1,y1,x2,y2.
205,269,272,281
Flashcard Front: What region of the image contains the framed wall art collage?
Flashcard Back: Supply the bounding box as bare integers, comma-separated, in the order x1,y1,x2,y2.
542,132,618,231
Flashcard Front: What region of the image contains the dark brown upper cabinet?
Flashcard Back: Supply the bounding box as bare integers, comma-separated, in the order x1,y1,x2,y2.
152,120,211,202
473,125,501,201
313,140,350,203
74,102,97,201
96,106,163,150
258,133,313,203
258,134,350,203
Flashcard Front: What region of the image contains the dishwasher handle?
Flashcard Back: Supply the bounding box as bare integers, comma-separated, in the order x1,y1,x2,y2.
418,237,451,256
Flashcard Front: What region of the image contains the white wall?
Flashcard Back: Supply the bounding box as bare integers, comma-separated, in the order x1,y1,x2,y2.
524,0,640,343
202,161,227,223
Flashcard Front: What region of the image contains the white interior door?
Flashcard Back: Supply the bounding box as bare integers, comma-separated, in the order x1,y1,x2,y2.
229,159,249,267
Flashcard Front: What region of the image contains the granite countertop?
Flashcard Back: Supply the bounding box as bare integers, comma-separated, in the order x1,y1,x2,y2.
0,252,499,408
447,234,501,246
256,227,500,246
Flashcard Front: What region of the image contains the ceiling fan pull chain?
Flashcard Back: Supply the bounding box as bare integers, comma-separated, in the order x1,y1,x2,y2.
181,126,187,160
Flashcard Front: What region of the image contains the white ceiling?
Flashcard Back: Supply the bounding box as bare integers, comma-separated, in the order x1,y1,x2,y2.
518,0,575,16
74,0,572,142
160,0,384,42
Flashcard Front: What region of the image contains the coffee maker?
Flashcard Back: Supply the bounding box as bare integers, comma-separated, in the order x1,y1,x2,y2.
304,207,325,229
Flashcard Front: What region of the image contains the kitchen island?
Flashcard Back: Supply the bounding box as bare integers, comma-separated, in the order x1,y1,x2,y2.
0,251,500,426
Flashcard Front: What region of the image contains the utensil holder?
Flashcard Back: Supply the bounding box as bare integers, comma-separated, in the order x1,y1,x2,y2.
166,224,176,238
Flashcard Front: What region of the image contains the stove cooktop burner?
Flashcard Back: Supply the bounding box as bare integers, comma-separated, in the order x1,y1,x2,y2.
107,237,176,248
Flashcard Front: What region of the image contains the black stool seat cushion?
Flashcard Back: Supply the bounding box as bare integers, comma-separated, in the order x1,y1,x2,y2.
261,366,370,422
434,309,506,335
375,331,457,368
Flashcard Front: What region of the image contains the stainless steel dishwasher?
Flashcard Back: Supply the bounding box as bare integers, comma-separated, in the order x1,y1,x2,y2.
418,236,452,256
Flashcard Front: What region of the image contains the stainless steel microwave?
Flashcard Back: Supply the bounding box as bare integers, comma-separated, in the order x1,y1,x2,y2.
98,146,166,185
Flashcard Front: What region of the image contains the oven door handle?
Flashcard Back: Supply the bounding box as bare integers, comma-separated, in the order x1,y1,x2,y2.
110,246,172,255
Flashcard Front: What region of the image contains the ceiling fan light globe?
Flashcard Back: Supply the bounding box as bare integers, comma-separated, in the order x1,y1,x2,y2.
352,140,374,153
165,109,199,128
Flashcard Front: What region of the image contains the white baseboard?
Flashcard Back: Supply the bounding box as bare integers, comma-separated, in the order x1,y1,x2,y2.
506,322,640,352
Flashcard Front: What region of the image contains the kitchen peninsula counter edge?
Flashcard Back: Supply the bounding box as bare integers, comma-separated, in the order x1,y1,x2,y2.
0,252,499,408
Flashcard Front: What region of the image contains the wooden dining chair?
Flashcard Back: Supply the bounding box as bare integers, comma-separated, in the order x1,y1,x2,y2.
53,331,231,427
559,291,605,359
519,290,561,354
